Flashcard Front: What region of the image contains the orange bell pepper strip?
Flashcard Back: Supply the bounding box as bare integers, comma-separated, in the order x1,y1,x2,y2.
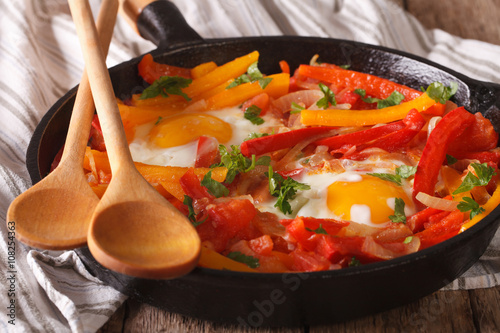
198,246,257,272
118,102,183,127
204,73,289,110
300,92,438,127
190,61,217,79
297,64,422,101
183,51,260,99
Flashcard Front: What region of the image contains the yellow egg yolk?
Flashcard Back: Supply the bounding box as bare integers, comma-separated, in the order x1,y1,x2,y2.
327,174,412,224
149,113,232,148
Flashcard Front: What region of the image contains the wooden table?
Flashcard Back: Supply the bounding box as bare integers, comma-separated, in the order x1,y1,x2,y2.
98,1,500,332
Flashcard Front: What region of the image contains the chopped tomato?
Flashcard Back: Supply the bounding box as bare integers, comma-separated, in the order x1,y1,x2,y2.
415,210,465,250
241,93,270,116
290,249,331,272
195,136,220,168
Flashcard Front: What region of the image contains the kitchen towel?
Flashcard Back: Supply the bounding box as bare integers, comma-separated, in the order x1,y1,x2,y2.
1,0,499,332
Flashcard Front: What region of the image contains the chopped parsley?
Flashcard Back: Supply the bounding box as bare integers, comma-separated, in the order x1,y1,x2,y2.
389,198,406,224
457,197,485,219
227,61,273,89
200,170,229,198
154,116,163,125
316,83,337,109
267,165,311,215
227,252,260,268
354,89,405,109
183,195,206,227
368,165,417,186
349,256,362,267
244,105,265,125
305,224,328,235
245,132,269,141
453,163,496,195
446,154,458,165
140,76,192,100
403,236,413,244
290,102,305,114
425,81,458,104
214,145,270,184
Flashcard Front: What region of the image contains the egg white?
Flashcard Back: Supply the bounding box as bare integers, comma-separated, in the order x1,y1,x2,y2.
128,106,277,167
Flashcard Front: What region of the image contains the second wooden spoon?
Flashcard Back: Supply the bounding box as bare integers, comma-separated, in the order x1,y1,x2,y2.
68,0,201,279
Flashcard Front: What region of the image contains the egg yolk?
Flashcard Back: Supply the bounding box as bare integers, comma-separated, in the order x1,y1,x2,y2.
327,174,412,224
149,113,232,148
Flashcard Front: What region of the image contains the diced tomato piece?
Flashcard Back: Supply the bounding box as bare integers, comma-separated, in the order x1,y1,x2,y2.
179,167,214,200
241,93,270,116
277,168,304,178
290,249,330,272
336,88,361,105
249,235,274,256
279,60,290,74
195,136,220,168
138,54,192,84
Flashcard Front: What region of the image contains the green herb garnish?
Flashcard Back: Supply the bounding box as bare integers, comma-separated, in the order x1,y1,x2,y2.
227,252,260,268
305,224,328,235
354,89,405,109
403,236,413,244
290,102,305,114
425,81,458,104
349,256,362,267
244,105,265,125
453,163,496,195
227,61,273,89
446,154,458,165
368,165,417,186
214,145,270,184
140,76,192,100
316,83,337,109
201,170,229,198
183,195,206,227
245,132,269,141
266,165,311,215
457,197,486,219
389,198,406,224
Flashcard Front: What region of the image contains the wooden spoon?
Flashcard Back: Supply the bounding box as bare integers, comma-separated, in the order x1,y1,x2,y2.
68,0,200,279
6,0,119,250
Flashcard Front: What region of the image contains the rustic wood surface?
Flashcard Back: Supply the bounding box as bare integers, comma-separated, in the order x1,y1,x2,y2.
98,1,500,332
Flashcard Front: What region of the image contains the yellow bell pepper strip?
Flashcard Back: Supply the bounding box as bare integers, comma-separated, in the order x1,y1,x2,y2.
297,64,422,101
118,102,183,128
460,184,500,232
198,246,257,272
183,51,260,98
204,73,290,111
190,61,217,79
413,107,476,198
301,92,438,127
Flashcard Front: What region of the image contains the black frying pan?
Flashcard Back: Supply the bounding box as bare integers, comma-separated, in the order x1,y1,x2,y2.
27,0,500,327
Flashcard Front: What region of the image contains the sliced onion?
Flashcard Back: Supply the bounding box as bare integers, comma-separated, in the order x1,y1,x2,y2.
416,192,458,211
272,90,324,113
427,116,442,137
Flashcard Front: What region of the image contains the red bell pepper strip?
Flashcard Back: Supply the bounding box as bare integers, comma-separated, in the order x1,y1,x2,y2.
138,54,192,84
297,64,422,101
447,112,499,155
450,150,500,166
414,210,465,250
356,109,426,152
240,126,335,157
315,119,406,150
413,107,476,197
407,206,443,233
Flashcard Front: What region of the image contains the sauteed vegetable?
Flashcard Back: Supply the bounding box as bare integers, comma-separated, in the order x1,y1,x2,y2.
56,51,500,273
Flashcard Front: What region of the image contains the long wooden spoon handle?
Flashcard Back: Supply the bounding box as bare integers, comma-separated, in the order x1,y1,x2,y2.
68,0,135,174
61,0,119,169
119,0,156,32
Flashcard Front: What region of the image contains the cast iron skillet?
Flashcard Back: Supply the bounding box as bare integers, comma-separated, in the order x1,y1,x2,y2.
27,0,500,327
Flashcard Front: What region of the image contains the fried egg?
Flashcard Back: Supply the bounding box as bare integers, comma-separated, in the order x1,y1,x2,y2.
129,106,275,167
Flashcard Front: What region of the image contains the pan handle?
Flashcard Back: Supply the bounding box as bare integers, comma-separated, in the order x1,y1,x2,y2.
120,0,203,50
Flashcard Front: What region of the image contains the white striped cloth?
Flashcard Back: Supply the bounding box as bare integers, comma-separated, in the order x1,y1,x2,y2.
1,0,499,331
